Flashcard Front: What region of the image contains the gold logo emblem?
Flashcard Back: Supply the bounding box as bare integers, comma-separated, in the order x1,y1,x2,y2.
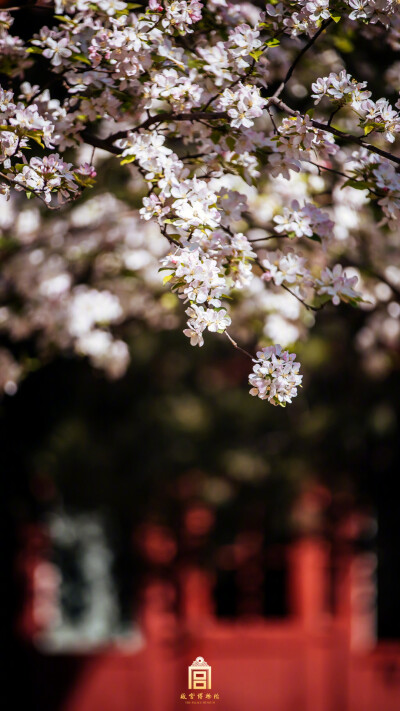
188,656,212,690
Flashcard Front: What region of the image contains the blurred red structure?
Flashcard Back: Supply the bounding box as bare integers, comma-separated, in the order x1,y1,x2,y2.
17,521,400,711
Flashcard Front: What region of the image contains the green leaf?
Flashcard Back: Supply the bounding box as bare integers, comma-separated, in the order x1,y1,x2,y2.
187,58,203,69
70,52,91,66
30,136,44,148
342,178,370,191
265,38,280,48
120,156,136,165
306,233,322,243
26,47,43,55
0,236,18,252
330,12,341,23
25,131,44,148
163,274,173,285
249,49,264,61
347,296,364,307
226,136,236,151
54,14,76,24
150,54,165,65
333,36,354,53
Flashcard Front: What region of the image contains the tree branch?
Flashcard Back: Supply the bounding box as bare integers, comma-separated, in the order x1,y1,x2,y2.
273,18,333,99
0,171,63,210
81,131,121,155
225,331,254,361
268,97,400,167
255,256,323,312
82,96,400,174
108,111,229,142
281,282,323,312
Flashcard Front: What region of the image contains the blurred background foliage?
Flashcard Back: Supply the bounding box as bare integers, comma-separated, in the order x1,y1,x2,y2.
1,298,400,641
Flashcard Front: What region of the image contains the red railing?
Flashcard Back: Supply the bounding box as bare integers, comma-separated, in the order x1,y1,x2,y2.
18,528,400,711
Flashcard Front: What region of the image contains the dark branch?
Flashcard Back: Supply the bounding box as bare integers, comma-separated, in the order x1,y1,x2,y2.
268,97,400,167
108,111,229,142
225,331,254,361
273,19,333,99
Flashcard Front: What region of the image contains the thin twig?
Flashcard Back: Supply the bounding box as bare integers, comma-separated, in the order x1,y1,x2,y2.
268,96,400,167
248,234,289,243
267,106,278,134
281,283,323,312
161,225,181,247
255,256,323,312
0,171,63,210
108,111,229,142
81,95,400,173
327,106,341,126
304,159,351,180
201,58,256,113
273,19,333,99
225,331,254,360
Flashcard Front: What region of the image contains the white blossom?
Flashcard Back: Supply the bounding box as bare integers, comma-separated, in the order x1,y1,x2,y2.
249,345,302,406
315,264,361,305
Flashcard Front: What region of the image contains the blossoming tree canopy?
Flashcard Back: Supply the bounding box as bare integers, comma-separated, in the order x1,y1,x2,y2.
1,1,400,403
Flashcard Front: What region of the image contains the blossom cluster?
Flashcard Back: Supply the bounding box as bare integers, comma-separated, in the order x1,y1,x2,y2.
273,201,334,240
346,149,400,225
68,287,130,376
0,191,175,390
312,70,400,143
262,249,362,306
160,247,229,346
218,84,266,129
0,11,32,77
265,0,399,35
0,0,400,403
249,345,302,406
0,86,95,204
266,114,339,179
262,248,310,291
315,265,362,306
